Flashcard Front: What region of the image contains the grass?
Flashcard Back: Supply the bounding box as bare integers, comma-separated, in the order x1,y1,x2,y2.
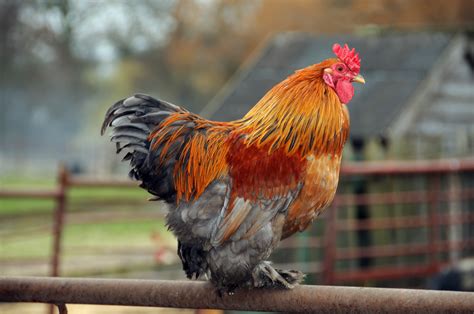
1,219,168,259
0,176,56,215
64,220,168,249
0,199,55,216
0,176,172,275
69,187,149,201
0,176,150,216
0,176,56,188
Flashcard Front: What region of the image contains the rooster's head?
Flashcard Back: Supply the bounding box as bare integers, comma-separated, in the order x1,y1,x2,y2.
323,43,365,104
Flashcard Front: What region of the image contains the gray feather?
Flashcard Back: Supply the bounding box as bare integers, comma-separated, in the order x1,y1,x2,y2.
123,96,144,107
116,143,148,154
112,126,149,139
131,111,171,124
111,134,146,143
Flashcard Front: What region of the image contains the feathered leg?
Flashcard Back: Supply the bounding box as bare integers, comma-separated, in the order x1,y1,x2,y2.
251,261,305,289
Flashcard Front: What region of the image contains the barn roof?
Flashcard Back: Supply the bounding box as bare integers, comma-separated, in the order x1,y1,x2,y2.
206,32,453,140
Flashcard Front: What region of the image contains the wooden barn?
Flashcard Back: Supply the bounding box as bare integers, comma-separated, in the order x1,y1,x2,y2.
201,32,474,160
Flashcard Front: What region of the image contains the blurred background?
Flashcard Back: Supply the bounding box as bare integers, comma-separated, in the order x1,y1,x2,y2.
1,0,473,313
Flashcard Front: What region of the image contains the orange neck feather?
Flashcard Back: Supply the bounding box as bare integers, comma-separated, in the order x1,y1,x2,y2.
234,60,350,157
153,60,350,202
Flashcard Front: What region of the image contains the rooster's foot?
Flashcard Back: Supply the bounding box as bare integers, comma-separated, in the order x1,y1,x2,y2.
252,261,305,289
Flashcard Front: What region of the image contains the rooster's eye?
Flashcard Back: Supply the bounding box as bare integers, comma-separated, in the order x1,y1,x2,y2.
336,65,344,72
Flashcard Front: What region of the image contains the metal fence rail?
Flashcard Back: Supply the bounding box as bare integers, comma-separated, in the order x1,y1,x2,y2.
1,276,474,313
1,158,474,285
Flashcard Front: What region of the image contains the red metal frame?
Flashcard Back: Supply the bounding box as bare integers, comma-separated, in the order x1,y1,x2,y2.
321,159,474,285
1,158,473,287
340,158,474,175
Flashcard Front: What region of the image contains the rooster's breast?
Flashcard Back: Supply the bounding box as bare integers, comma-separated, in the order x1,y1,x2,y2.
282,154,342,239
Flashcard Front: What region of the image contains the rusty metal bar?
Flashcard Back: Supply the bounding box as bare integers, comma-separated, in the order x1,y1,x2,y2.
49,165,69,314
279,236,323,249
1,277,474,313
334,188,474,207
333,264,444,283
447,172,463,263
336,239,474,260
279,237,474,257
55,303,67,314
337,213,474,231
323,202,338,285
427,174,441,274
50,165,68,278
341,158,474,175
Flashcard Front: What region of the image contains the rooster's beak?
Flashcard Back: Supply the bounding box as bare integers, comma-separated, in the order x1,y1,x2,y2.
352,74,365,84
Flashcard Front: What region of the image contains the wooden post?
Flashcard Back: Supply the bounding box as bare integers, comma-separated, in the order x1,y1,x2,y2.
49,164,68,314
51,164,68,277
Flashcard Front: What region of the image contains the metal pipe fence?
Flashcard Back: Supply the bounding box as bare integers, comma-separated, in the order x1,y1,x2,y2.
1,276,474,313
320,159,474,285
1,158,474,308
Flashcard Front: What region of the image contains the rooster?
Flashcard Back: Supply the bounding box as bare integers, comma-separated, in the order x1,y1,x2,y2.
101,43,364,292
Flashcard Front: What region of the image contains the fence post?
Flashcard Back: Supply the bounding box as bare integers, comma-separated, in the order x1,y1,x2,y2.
50,164,68,277
49,164,69,314
447,172,462,263
427,174,440,273
323,201,338,285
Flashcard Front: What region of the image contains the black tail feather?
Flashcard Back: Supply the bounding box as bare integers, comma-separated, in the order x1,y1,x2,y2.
101,93,183,203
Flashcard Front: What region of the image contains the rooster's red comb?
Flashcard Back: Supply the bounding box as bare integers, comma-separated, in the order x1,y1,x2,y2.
333,43,360,74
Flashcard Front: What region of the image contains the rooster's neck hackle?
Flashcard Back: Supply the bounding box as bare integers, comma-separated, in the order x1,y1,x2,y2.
235,61,350,157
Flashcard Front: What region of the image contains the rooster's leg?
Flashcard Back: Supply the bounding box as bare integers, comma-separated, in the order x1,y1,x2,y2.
251,261,305,289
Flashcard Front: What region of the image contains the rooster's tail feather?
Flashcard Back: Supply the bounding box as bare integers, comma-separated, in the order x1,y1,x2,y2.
101,93,183,202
